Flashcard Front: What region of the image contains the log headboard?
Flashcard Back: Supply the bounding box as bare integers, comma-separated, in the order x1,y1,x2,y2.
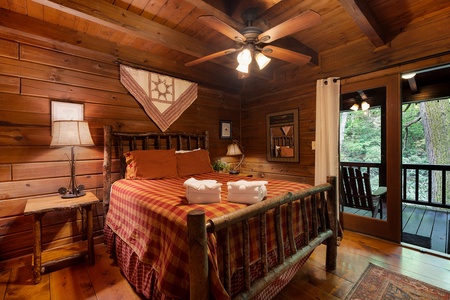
102,125,209,215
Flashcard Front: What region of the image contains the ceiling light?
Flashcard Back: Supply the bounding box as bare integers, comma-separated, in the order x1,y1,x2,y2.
237,49,252,65
255,52,271,70
402,72,416,79
350,103,359,111
361,101,370,111
236,63,249,73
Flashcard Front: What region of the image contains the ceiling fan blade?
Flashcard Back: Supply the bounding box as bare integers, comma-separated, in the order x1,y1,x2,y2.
258,10,321,43
185,48,238,67
198,15,246,42
262,46,311,65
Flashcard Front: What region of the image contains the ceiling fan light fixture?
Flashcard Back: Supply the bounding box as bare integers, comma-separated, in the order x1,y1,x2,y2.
255,52,271,70
236,63,249,73
361,101,370,111
237,49,252,65
350,103,359,111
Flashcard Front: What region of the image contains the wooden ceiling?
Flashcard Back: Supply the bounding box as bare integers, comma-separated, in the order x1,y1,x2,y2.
1,0,450,91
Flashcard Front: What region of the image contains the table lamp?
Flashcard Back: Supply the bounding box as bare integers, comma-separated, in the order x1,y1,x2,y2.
226,141,244,175
50,120,95,198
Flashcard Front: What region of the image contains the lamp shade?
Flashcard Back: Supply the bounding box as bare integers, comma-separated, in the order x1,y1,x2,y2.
50,120,95,147
226,143,243,156
237,49,252,65
255,52,271,70
236,63,249,73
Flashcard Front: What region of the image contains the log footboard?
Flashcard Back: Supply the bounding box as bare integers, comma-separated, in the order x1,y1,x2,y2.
188,176,338,299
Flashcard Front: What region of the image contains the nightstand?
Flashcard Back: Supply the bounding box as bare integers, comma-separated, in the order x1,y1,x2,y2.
24,192,100,284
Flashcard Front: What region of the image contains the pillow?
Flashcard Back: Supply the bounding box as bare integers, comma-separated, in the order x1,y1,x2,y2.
124,149,178,179
280,146,294,157
175,148,201,154
176,149,214,177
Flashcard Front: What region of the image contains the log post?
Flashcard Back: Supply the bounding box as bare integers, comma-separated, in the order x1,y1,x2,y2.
103,125,112,218
326,176,338,271
187,210,209,300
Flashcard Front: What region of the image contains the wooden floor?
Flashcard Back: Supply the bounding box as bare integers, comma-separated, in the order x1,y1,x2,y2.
344,203,450,254
1,231,449,299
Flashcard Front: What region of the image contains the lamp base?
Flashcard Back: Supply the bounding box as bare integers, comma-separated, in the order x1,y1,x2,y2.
61,191,86,198
229,170,240,175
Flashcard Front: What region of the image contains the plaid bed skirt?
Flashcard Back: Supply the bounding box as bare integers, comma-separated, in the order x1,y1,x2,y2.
104,224,314,299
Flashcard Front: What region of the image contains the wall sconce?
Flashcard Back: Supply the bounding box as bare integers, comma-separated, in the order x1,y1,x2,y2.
50,120,95,198
226,141,244,175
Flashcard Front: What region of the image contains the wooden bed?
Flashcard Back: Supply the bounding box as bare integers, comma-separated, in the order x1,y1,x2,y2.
102,125,338,300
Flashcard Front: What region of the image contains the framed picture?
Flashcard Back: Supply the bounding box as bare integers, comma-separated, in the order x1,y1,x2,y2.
220,120,232,139
266,109,299,162
51,101,84,135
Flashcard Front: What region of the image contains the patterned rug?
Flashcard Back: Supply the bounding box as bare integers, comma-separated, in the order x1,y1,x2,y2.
345,263,450,299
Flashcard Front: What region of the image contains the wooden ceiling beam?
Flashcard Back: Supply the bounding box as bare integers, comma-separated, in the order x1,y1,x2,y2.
31,0,220,58
31,0,272,80
338,0,386,47
0,9,241,91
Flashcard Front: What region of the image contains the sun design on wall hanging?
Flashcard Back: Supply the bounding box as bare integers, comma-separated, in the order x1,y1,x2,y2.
151,76,173,102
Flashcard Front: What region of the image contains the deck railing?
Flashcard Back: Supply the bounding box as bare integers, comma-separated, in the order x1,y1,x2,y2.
340,162,450,209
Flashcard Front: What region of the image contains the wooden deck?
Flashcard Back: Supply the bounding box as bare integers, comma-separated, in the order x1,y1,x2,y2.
343,203,450,254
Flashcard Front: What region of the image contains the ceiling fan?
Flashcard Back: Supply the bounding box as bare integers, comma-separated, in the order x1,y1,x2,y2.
185,8,321,76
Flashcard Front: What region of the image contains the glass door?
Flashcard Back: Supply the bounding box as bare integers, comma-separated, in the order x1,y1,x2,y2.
340,76,401,242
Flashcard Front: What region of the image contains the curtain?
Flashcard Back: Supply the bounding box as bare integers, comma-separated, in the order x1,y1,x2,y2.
314,77,340,185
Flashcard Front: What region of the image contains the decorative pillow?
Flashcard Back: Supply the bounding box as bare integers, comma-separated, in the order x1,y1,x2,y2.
124,149,178,179
280,146,294,157
176,149,214,177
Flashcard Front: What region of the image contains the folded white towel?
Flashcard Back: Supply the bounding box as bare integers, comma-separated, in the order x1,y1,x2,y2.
184,177,222,190
227,185,267,204
228,193,264,204
184,178,222,204
227,180,268,194
185,187,221,204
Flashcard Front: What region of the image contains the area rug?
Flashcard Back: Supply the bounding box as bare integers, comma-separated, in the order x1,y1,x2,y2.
402,232,431,249
345,263,450,299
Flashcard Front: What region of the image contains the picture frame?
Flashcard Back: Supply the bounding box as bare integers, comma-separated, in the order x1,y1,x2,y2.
220,120,232,139
51,101,84,135
266,109,299,162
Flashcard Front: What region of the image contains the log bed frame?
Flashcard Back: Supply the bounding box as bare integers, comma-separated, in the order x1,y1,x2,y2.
102,125,338,300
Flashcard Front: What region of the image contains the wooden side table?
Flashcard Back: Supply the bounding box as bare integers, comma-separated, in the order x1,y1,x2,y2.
24,192,100,284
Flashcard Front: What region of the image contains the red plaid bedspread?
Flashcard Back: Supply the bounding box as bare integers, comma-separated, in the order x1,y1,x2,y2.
105,173,311,299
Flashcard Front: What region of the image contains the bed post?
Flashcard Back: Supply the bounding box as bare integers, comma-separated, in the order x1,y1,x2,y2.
326,176,338,271
103,125,112,218
187,210,209,300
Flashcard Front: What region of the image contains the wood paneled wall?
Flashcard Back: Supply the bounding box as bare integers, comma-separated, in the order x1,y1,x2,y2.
0,35,240,263
240,81,317,184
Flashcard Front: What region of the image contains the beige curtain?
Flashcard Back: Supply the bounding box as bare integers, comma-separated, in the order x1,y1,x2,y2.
314,77,340,185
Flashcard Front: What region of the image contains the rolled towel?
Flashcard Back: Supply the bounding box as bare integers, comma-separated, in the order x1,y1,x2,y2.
184,177,222,190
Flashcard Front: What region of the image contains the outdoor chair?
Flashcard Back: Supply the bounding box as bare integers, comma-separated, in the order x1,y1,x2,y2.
340,166,387,219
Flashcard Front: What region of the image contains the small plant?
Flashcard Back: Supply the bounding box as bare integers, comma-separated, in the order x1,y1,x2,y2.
212,160,229,172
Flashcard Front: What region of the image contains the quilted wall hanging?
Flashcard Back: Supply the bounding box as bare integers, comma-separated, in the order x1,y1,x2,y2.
120,64,198,132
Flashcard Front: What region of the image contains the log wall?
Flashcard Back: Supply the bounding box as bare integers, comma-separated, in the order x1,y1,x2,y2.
0,35,240,263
